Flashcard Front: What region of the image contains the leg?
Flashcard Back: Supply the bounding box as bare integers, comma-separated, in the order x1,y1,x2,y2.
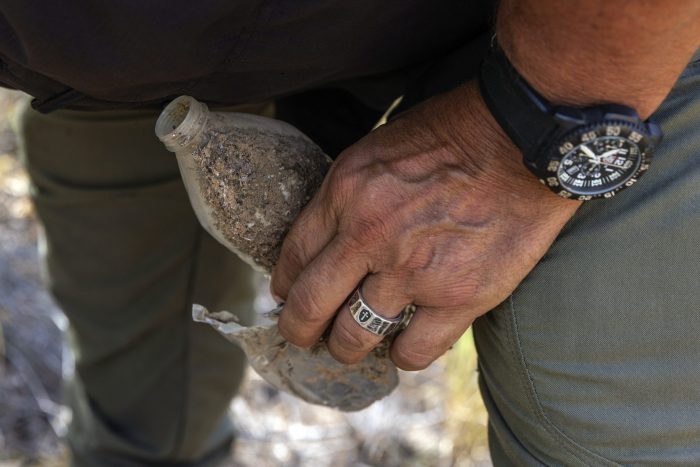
16,102,256,466
474,55,700,465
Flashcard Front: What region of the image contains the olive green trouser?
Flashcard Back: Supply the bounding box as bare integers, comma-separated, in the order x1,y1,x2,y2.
474,55,700,465
15,89,385,466
16,102,259,467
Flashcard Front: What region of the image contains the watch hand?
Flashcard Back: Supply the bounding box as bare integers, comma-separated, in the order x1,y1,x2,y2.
580,145,597,159
595,160,625,168
600,148,627,158
584,159,624,169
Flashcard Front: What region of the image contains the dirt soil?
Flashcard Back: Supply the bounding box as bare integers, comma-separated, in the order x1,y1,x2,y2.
193,121,331,272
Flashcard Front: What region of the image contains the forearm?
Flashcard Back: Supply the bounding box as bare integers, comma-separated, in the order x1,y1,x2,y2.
497,0,700,119
436,0,700,205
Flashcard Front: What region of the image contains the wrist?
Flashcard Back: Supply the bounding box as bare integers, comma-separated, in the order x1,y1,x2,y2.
433,80,583,209
496,1,700,120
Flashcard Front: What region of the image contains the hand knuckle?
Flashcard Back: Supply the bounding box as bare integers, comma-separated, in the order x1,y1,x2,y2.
329,160,352,181
333,318,371,353
392,345,434,371
460,275,489,302
348,213,392,248
280,234,311,270
276,310,315,347
327,162,357,198
279,328,316,348
425,274,483,306
277,319,303,345
328,346,362,365
286,283,329,325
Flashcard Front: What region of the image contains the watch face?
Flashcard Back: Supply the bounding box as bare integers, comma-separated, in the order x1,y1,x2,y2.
544,122,654,200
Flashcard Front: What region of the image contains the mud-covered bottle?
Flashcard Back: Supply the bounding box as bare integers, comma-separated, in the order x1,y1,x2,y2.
155,96,332,273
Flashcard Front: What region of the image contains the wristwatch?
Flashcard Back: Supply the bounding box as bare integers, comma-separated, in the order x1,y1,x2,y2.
478,40,663,200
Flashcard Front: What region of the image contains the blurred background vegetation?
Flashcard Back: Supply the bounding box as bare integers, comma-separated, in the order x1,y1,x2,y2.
0,88,490,466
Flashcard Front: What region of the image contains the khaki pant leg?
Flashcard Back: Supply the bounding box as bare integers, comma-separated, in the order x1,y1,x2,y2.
16,101,256,467
473,55,700,465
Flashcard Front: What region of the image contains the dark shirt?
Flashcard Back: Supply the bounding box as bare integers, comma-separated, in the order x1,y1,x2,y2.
0,1,491,112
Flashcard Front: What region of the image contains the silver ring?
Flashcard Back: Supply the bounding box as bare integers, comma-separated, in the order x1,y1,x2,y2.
348,285,404,337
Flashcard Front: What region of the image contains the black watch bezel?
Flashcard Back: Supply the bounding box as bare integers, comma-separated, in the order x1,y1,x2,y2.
532,108,661,200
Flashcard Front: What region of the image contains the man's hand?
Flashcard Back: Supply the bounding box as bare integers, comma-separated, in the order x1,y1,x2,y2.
270,81,580,369
269,0,700,370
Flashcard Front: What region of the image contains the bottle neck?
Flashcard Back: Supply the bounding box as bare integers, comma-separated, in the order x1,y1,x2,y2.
155,96,209,152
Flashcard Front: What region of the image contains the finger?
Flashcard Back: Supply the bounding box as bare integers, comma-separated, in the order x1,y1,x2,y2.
270,194,336,302
278,235,367,347
327,272,411,364
390,305,473,371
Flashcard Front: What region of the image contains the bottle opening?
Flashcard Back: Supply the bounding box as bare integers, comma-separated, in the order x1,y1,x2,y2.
155,96,208,152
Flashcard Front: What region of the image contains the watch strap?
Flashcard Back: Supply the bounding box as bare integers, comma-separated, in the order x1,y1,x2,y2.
478,41,560,165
